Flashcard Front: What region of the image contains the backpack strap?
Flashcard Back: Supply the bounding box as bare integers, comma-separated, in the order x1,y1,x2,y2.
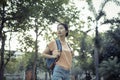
55,39,62,52
67,42,72,53
55,39,62,62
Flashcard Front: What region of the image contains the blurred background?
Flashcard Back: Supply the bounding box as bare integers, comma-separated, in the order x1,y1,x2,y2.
0,0,120,80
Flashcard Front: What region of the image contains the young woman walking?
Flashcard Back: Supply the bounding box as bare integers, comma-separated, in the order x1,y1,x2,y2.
42,23,74,80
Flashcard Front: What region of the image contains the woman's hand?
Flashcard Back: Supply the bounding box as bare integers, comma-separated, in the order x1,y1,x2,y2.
51,54,60,58
51,50,60,58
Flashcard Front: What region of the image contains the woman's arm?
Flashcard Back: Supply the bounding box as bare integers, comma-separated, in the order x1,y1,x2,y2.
41,46,58,58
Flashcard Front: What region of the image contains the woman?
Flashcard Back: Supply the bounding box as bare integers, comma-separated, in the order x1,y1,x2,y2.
42,23,73,80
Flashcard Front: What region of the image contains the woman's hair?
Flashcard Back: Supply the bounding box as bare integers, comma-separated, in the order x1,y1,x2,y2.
57,23,69,37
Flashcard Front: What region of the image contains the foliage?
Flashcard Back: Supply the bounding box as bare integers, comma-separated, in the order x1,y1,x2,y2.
99,27,120,79
101,27,120,60
17,32,35,52
0,0,119,79
70,29,94,76
99,57,120,80
25,52,35,71
1,0,76,78
5,54,24,73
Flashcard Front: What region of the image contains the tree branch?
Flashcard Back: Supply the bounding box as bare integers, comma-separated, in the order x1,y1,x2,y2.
96,0,109,21
102,19,120,24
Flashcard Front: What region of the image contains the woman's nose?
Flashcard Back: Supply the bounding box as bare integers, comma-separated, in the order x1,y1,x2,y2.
57,29,61,32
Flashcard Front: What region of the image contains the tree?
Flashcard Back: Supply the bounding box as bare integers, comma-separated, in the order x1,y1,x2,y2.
0,0,72,79
86,0,120,79
69,25,94,79
98,26,120,79
17,1,81,79
0,0,39,79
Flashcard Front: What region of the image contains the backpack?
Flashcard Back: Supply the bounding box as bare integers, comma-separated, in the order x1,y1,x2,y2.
46,39,62,71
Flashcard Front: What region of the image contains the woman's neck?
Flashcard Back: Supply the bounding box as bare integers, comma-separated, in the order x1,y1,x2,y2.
59,36,66,43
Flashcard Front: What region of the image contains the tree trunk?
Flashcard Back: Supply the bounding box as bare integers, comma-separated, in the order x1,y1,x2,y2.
31,19,38,80
0,3,5,80
94,23,99,80
0,33,6,80
94,47,99,80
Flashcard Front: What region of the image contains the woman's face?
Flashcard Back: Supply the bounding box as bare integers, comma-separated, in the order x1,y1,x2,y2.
57,24,67,37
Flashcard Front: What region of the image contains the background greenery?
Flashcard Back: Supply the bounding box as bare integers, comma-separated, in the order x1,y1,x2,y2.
0,0,120,80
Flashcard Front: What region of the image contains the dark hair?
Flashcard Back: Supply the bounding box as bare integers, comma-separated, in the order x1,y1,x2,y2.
58,23,69,37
